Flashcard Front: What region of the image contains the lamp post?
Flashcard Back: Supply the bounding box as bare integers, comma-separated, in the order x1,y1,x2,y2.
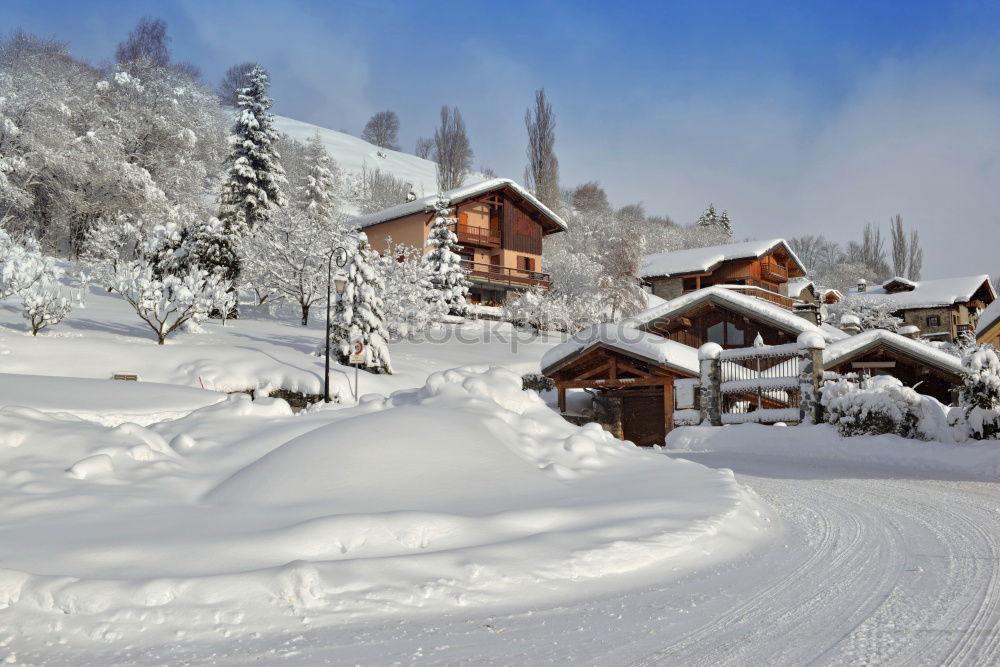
324,246,349,402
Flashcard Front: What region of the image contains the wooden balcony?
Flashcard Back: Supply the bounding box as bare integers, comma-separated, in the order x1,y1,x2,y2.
760,260,789,283
460,260,551,289
452,224,501,248
715,284,798,310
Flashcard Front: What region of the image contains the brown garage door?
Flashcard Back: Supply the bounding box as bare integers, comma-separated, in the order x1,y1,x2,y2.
622,392,666,446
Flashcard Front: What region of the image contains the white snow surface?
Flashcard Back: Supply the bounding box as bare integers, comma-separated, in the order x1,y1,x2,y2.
977,296,1000,336
540,323,700,376
273,115,443,199
849,274,995,309
0,366,765,659
640,239,805,278
351,177,569,231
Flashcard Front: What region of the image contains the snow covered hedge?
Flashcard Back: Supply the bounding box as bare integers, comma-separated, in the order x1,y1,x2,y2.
821,375,948,440
955,347,1000,440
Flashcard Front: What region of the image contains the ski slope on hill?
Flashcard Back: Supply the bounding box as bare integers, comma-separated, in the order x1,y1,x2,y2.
274,115,458,198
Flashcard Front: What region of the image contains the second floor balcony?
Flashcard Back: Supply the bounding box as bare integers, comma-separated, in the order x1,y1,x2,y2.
459,259,551,289
452,223,501,248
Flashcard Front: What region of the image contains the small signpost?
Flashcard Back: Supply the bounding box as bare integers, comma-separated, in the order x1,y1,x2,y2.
348,339,364,402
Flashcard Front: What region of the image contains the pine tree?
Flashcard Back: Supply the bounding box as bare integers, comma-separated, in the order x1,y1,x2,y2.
423,196,470,316
696,204,719,228
186,217,240,283
331,232,393,373
217,65,286,240
718,209,733,235
299,132,339,221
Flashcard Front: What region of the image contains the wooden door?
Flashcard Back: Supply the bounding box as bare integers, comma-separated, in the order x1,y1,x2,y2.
622,392,666,446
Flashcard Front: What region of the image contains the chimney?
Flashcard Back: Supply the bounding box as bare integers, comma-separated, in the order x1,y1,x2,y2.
840,314,862,336
857,278,867,293
793,300,820,325
897,325,920,339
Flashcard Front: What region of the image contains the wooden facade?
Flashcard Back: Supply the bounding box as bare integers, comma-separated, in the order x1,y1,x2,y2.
825,344,961,405
643,300,805,350
546,345,695,446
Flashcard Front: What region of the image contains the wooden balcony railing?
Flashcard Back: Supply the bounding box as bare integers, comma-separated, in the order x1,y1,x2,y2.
760,260,789,282
459,260,551,289
452,224,501,248
716,284,797,310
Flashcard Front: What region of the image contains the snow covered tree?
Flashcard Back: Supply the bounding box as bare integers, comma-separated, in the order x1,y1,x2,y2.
330,232,393,373
957,346,1000,440
694,204,733,240
244,207,342,325
830,295,903,332
81,214,143,286
1,230,81,335
217,61,259,107
350,164,411,214
299,133,340,221
218,64,286,239
20,274,74,336
423,197,470,316
112,259,226,345
186,217,239,282
696,204,719,229
379,239,444,337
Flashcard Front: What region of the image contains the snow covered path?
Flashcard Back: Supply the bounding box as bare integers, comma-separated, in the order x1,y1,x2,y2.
632,453,1000,666
38,451,994,666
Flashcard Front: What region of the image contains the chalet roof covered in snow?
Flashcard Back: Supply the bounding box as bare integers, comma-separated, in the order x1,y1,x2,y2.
540,324,700,377
351,178,568,233
849,275,996,309
639,239,806,279
822,329,966,378
631,286,836,341
976,298,1000,337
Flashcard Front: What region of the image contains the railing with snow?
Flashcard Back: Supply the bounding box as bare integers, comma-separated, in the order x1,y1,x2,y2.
698,333,825,426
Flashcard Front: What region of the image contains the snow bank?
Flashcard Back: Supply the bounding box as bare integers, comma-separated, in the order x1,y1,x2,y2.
0,367,768,652
667,423,1000,481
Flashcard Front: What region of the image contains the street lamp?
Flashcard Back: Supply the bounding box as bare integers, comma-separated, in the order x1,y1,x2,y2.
324,246,349,403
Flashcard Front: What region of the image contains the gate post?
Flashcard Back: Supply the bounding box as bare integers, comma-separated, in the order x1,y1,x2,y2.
797,332,826,424
699,343,723,426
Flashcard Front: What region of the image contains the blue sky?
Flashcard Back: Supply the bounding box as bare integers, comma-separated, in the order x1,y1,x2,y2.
7,0,1000,278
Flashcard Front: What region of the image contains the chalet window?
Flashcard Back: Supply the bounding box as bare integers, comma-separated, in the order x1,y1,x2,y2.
707,318,746,347
519,256,535,272
458,212,469,226
683,277,698,292
926,315,941,327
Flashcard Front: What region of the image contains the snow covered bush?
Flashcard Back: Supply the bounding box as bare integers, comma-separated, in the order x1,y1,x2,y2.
522,373,555,393
423,196,470,316
0,230,81,335
821,375,948,440
956,346,1000,440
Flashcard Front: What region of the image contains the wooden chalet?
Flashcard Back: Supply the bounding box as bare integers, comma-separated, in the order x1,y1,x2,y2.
640,239,808,311
823,330,967,404
352,178,567,306
977,299,1000,348
540,325,699,446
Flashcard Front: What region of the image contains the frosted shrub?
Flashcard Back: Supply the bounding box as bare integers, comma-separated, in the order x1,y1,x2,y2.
821,375,946,440
522,373,555,393
957,347,1000,440
1,230,81,335
20,275,73,335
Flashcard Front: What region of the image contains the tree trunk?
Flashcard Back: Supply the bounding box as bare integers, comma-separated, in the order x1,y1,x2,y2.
157,334,166,345
301,304,310,326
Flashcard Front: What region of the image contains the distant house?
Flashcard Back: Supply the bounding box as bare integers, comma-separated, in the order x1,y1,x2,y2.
640,239,809,311
848,275,996,342
353,178,567,306
976,298,1000,348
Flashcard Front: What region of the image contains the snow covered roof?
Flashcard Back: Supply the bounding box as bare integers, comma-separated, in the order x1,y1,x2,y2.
823,329,966,378
787,278,815,298
849,275,995,309
632,286,835,342
639,239,806,279
540,324,700,377
976,298,1000,337
351,178,568,232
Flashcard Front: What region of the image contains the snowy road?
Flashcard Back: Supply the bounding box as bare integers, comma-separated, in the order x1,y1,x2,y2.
18,451,1000,665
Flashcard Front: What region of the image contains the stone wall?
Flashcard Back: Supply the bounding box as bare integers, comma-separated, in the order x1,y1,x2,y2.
650,277,683,300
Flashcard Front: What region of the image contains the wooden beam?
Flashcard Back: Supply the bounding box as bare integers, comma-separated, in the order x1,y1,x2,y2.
556,377,674,389
558,386,566,413
578,362,612,380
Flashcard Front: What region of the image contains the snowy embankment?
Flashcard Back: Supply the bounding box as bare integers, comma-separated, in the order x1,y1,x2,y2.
0,367,769,658
668,423,1000,481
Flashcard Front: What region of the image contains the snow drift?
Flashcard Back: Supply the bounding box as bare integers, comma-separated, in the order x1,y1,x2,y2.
0,367,768,653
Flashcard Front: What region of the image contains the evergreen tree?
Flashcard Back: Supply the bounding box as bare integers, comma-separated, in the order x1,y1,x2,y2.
423,196,470,316
186,216,240,283
718,209,733,235
299,132,339,221
218,65,286,239
331,232,393,373
696,204,718,228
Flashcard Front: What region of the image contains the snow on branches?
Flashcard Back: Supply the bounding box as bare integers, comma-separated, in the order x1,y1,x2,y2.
830,295,903,333
423,197,470,316
0,230,82,335
379,239,443,338
330,232,393,373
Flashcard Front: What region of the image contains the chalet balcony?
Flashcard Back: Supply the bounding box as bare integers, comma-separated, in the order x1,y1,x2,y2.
760,260,789,283
716,284,797,310
460,259,551,289
452,224,501,248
